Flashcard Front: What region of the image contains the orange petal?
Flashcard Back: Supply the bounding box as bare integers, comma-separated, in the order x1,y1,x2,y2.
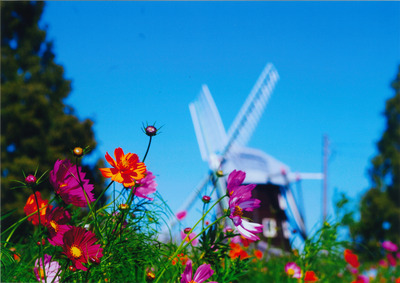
121,174,136,187
114,148,125,164
105,152,118,168
127,153,138,163
99,168,113,178
111,172,125,184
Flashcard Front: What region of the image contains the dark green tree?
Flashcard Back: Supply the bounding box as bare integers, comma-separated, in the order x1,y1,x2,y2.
1,2,105,235
350,66,400,260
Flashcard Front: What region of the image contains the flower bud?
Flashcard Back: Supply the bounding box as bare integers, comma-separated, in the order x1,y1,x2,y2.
69,266,76,272
183,227,192,234
119,203,129,210
202,195,211,203
145,125,157,137
73,147,83,157
36,239,45,246
216,170,224,177
89,256,101,265
146,272,155,281
25,174,36,184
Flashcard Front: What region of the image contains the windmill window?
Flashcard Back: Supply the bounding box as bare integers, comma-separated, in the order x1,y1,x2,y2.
262,218,277,238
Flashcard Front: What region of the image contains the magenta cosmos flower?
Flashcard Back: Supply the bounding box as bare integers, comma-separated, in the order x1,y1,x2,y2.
133,170,157,200
285,262,302,279
62,226,103,271
382,240,398,252
34,254,61,283
226,170,256,198
228,190,263,241
181,260,218,283
46,207,72,246
50,159,95,207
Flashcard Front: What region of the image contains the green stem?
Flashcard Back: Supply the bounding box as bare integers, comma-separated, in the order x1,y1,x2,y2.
155,194,228,283
142,136,152,163
2,198,55,242
181,215,227,251
106,187,136,252
32,189,46,283
73,158,101,238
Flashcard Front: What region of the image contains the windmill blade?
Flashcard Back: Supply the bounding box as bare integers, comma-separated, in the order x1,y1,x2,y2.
189,85,228,163
281,185,307,239
167,173,211,230
222,64,279,157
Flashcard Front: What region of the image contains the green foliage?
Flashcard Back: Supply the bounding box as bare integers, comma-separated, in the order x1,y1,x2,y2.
350,66,400,261
1,1,105,234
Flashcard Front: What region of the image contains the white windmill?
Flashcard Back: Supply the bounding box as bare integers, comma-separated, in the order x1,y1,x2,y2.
167,63,323,250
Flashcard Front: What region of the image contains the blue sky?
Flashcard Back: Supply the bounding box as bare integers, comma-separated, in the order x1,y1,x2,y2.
41,1,400,236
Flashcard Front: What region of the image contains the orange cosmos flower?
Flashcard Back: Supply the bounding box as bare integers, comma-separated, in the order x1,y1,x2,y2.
254,249,263,259
344,249,360,268
304,271,318,282
99,147,146,187
24,191,52,226
229,242,250,260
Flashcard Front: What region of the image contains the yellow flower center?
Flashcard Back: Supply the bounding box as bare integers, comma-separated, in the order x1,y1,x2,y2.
50,220,59,232
70,245,83,258
39,268,45,279
120,156,131,170
288,268,295,276
233,205,243,217
60,183,68,188
189,281,197,283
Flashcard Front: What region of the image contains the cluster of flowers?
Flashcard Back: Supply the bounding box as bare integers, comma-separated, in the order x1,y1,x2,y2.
23,147,157,282
284,262,319,282
21,141,266,282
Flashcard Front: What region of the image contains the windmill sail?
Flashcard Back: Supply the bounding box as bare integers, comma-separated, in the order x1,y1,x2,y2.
189,85,227,169
222,63,279,158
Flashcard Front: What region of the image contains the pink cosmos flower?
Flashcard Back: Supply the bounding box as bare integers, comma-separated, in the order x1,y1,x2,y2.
347,265,358,275
176,210,187,221
387,253,397,267
134,170,157,200
34,254,61,283
379,259,388,268
46,207,72,246
181,231,199,246
285,262,302,278
181,260,217,283
62,226,103,271
382,241,398,252
228,190,263,241
50,159,95,207
355,275,370,283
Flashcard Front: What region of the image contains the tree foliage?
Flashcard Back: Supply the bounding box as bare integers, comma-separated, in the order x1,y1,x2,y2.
1,1,105,234
350,66,400,260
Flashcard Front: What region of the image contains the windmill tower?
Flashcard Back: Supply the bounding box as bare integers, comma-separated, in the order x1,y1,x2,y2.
168,63,323,251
